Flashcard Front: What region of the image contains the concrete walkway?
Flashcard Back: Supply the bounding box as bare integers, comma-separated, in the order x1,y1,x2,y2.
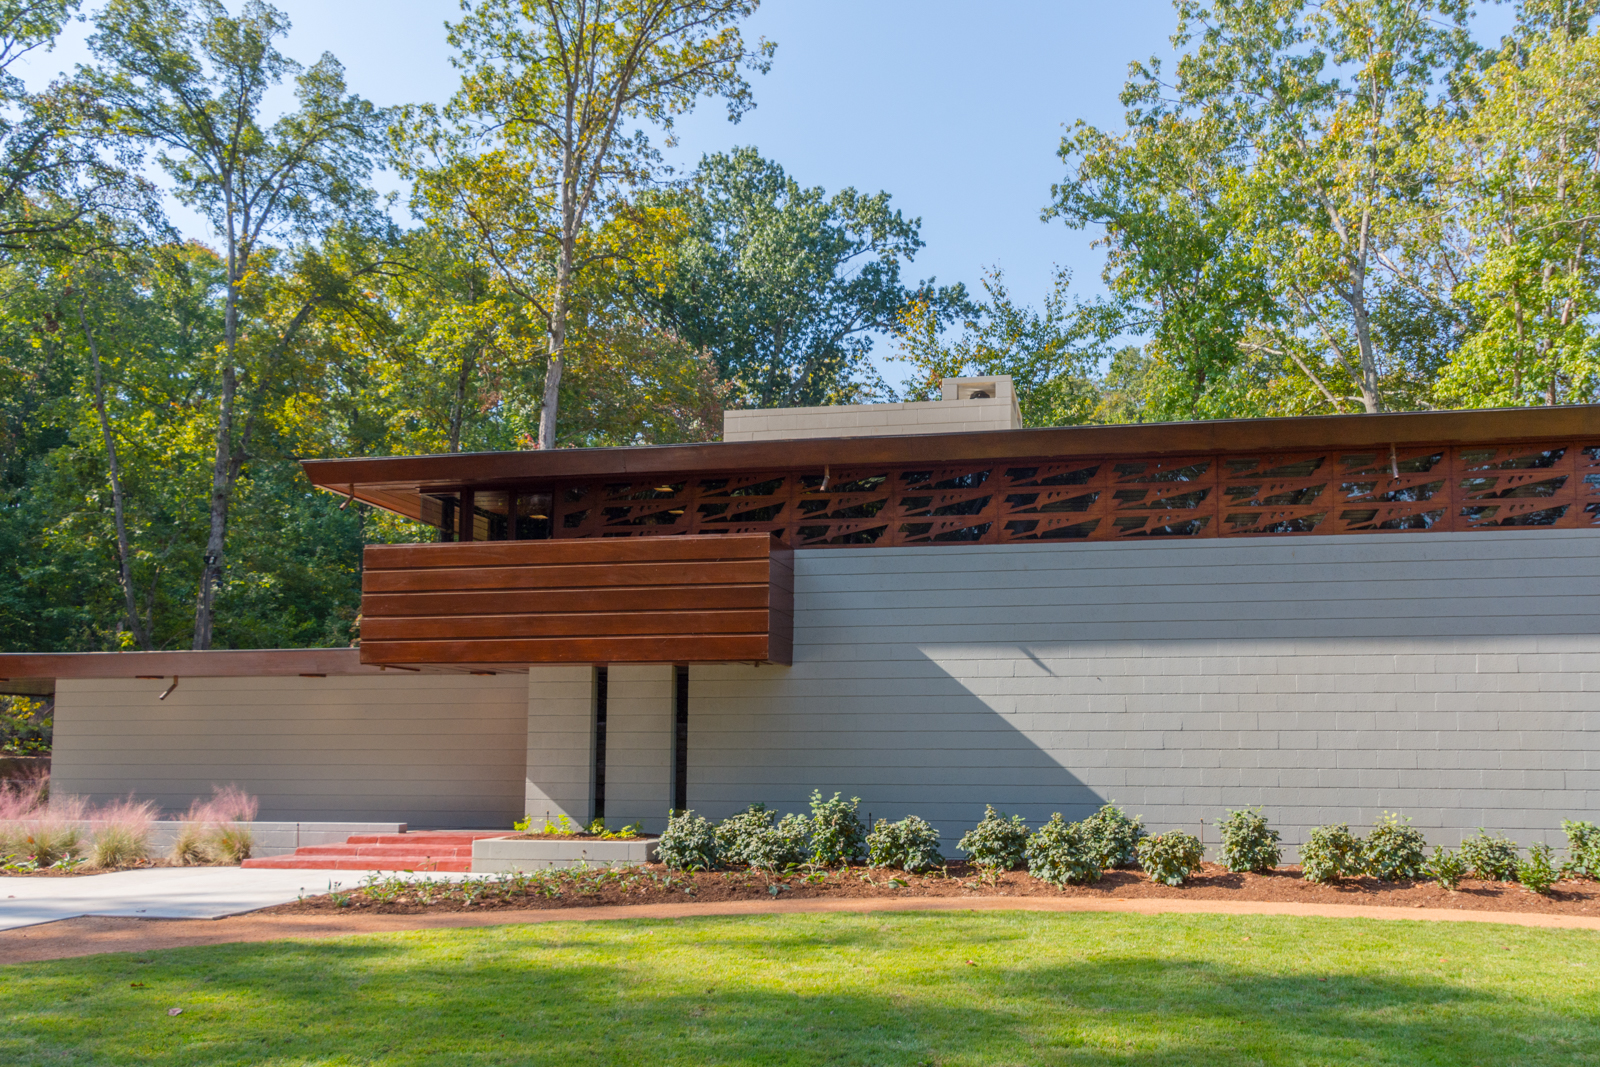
0,868,464,931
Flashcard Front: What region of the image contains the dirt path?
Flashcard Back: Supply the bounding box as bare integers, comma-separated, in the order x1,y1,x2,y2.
3,894,1598,966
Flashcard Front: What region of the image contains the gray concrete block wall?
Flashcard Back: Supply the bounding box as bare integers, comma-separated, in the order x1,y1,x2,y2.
51,673,529,828
722,397,1019,441
603,664,674,833
525,665,595,827
686,531,1600,855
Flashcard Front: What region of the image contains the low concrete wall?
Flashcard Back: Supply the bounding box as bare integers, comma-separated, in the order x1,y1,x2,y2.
142,821,407,858
471,836,658,872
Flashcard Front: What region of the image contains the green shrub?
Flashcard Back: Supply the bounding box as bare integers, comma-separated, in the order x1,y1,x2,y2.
1518,843,1559,896
657,810,719,871
714,804,774,864
727,809,810,871
957,805,1030,871
806,791,866,866
866,816,942,872
1362,813,1428,881
1136,830,1205,886
87,799,156,869
1216,808,1281,873
1562,820,1600,880
1460,829,1521,882
1081,804,1146,868
1428,846,1469,891
1025,813,1101,886
1299,824,1363,884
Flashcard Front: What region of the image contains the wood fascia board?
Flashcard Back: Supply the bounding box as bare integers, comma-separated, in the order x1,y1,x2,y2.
299,404,1600,494
0,648,388,679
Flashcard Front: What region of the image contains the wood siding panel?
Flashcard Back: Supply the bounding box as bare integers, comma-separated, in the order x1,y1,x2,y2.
359,534,788,666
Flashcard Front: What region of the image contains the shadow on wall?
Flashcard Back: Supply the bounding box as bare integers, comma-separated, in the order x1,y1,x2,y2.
688,655,1109,839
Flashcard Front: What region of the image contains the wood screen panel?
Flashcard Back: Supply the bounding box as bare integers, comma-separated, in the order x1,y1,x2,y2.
359,534,792,666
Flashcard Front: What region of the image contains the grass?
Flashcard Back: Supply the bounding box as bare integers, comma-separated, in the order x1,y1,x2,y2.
1,910,1597,1065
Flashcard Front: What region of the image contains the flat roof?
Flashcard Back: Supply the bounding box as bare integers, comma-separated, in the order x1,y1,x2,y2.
300,404,1600,523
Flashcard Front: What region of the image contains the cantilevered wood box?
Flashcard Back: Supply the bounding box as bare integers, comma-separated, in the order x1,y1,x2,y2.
358,534,792,666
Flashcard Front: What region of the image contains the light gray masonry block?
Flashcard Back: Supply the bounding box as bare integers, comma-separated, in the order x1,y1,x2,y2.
687,531,1600,855
525,665,595,827
603,665,674,833
471,835,658,872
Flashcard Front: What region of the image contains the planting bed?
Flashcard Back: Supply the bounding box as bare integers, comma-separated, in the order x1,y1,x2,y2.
266,861,1600,917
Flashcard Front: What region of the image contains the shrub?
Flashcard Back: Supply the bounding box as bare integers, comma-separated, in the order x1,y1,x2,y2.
212,823,255,864
1428,846,1469,892
957,805,1030,871
172,823,212,865
1299,824,1363,884
1137,830,1205,886
88,798,156,868
1081,804,1146,868
717,805,809,870
1025,813,1101,886
657,810,719,871
1518,843,1559,896
806,791,866,866
1563,820,1600,880
714,804,773,862
1460,829,1521,882
1362,813,1429,881
1216,808,1281,873
866,816,942,872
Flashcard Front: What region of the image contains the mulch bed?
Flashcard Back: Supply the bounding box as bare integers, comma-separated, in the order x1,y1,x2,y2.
508,833,656,841
1,859,223,878
264,862,1600,918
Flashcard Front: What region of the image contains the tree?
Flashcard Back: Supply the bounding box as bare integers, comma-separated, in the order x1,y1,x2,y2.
85,0,386,648
891,267,1105,427
401,0,772,450
644,146,964,408
1052,0,1479,416
1437,0,1600,406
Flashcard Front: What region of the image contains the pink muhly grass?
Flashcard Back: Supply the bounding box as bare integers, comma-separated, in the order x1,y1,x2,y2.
18,793,88,866
88,796,158,868
173,784,260,865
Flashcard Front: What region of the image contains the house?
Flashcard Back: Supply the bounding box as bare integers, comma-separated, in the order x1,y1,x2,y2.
3,377,1596,849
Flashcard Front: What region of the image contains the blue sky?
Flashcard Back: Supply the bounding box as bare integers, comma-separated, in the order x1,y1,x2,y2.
17,1,1516,391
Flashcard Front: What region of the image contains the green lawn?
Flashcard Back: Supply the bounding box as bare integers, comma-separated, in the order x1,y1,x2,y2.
2,911,1596,1066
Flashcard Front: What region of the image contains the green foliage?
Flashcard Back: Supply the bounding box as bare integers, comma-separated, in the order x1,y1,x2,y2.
805,791,866,867
1428,846,1470,892
1080,803,1147,869
0,696,51,754
1024,813,1102,887
891,267,1106,426
656,810,719,872
1216,808,1282,873
1362,813,1430,882
1136,830,1205,887
866,816,942,873
1563,819,1600,879
715,804,809,871
1518,843,1560,896
1460,829,1523,883
646,147,963,409
1299,824,1364,884
956,805,1030,871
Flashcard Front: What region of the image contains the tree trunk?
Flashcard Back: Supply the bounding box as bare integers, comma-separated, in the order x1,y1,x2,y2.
79,300,151,651
1347,209,1383,414
193,251,240,650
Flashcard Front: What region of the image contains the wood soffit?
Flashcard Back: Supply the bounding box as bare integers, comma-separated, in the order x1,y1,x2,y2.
301,405,1600,499
0,648,398,682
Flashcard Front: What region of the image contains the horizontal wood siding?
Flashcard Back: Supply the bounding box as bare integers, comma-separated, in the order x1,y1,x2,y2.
360,535,791,666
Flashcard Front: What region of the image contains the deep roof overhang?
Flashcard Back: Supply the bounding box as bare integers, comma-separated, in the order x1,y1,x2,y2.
299,404,1600,522
0,649,404,695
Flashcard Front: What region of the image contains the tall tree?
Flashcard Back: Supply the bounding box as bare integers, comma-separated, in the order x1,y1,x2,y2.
1437,0,1600,406
644,147,964,407
85,0,385,648
1053,0,1479,416
892,267,1105,427
401,0,772,450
